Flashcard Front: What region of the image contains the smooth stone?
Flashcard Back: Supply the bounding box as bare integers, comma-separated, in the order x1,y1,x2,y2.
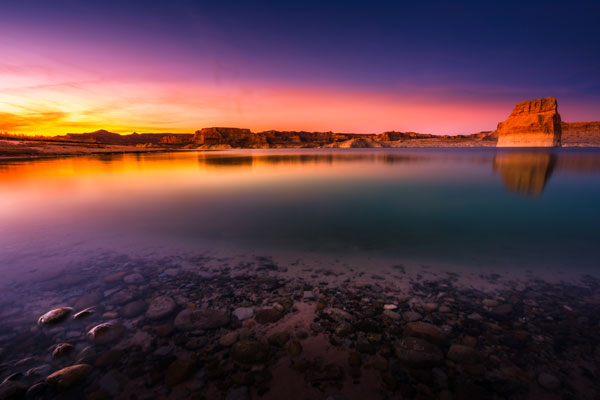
219,331,239,347
404,322,446,345
324,308,353,322
438,305,452,313
146,299,178,320
75,346,96,364
538,372,561,391
73,306,101,320
403,311,423,322
0,381,27,399
467,312,483,321
120,300,147,318
38,308,72,325
25,382,47,398
26,365,52,377
255,308,283,324
482,299,499,307
232,307,254,321
123,273,144,284
423,303,438,312
446,344,482,364
87,323,126,345
335,322,354,337
303,291,316,300
73,289,104,310
395,337,443,367
165,359,196,387
94,349,122,367
103,272,127,283
174,309,229,331
383,304,397,310
108,290,136,306
46,364,92,389
231,340,269,364
52,343,74,358
382,310,402,320
268,332,290,347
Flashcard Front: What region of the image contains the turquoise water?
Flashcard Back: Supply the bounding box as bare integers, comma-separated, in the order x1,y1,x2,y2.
1,148,599,278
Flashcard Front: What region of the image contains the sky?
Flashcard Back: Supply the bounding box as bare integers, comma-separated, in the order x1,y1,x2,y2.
1,0,599,135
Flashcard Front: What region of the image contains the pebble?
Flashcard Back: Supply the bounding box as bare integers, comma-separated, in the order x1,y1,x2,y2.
120,299,147,318
52,343,75,358
145,296,176,320
174,308,229,331
446,344,482,364
219,331,239,347
165,359,196,387
231,340,269,364
87,323,126,344
46,364,92,389
403,311,423,322
383,304,397,310
38,307,72,325
255,308,284,324
395,337,443,367
123,273,144,284
404,322,446,345
232,307,255,321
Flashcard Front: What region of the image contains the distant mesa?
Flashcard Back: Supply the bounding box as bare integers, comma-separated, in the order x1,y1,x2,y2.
496,97,562,147
493,152,556,196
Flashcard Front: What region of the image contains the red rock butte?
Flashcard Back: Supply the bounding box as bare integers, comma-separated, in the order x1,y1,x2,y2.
496,96,562,147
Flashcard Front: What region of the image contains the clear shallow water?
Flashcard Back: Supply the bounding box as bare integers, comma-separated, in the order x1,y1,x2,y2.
1,148,600,281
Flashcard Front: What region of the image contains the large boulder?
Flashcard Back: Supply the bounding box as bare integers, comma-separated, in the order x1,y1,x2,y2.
496,97,561,147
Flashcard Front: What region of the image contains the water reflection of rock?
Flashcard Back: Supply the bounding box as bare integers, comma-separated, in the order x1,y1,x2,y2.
493,152,556,196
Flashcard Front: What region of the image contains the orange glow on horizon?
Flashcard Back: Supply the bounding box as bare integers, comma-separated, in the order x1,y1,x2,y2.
0,66,511,136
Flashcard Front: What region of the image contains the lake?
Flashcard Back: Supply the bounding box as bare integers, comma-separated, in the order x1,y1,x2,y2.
0,148,599,399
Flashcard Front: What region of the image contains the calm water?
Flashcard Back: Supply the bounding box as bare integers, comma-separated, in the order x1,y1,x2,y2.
1,148,600,283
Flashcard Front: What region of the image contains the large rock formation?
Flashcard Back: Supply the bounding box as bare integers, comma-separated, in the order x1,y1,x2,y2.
561,121,600,146
496,97,562,147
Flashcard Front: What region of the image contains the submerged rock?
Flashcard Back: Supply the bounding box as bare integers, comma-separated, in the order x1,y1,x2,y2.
46,364,92,389
145,296,176,320
395,337,443,367
38,307,72,325
52,343,74,358
174,309,229,331
255,308,283,324
404,322,446,345
446,344,482,364
165,359,196,387
87,323,126,345
231,340,269,364
120,299,147,318
232,307,254,321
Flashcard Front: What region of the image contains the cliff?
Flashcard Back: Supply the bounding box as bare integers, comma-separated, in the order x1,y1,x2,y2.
561,121,600,147
496,97,562,147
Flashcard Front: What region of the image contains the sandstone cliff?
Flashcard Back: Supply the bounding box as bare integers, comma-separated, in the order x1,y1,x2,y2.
496,97,562,147
561,121,600,147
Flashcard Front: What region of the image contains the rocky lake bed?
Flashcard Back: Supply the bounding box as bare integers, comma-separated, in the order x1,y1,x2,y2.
0,252,598,400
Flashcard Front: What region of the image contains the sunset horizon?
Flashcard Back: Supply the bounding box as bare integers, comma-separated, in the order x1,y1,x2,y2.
2,2,600,400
